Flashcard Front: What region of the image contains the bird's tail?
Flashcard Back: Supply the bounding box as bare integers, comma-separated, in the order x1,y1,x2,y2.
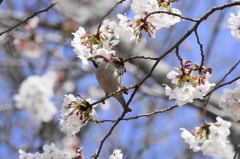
115,94,132,112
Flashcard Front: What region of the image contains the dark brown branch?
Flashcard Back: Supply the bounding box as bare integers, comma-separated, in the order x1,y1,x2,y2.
90,85,136,106
215,60,240,87
123,55,158,62
0,3,56,36
233,145,240,159
175,46,184,68
91,105,178,123
94,109,128,159
194,30,205,72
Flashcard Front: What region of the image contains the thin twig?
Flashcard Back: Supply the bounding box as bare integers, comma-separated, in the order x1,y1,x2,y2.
90,85,137,106
175,46,184,68
91,105,178,123
94,110,128,159
201,94,211,125
206,76,240,96
215,60,240,87
233,145,240,159
123,55,158,62
194,30,205,73
0,3,56,36
95,0,126,39
202,60,240,115
143,10,198,23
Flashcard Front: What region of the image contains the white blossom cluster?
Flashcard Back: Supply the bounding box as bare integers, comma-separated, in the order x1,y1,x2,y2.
109,149,123,159
228,10,240,41
180,117,231,157
163,61,215,106
19,145,123,159
71,1,181,69
14,75,57,122
60,94,97,136
71,20,120,69
19,143,67,159
219,79,240,121
117,0,181,42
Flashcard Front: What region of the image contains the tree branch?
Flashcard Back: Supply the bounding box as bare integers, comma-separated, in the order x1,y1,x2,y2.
194,29,205,72
215,60,240,87
123,55,158,62
94,1,240,158
0,3,56,36
96,0,126,39
91,105,178,123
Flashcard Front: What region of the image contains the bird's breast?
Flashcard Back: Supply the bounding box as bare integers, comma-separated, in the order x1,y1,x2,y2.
95,63,122,94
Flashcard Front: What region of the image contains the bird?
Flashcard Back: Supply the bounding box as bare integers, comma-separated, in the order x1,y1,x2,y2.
89,55,132,112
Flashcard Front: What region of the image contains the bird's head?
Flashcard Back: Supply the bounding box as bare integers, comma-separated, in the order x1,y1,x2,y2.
88,55,110,68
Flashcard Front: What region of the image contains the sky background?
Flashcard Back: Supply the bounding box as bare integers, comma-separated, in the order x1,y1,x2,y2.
0,0,240,159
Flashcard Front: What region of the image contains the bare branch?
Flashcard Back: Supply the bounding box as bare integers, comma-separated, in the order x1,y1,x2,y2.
94,110,128,159
194,30,205,72
215,60,240,87
233,145,240,159
91,105,178,123
90,85,137,106
123,55,158,62
206,76,240,96
0,3,56,36
202,60,240,119
175,46,184,68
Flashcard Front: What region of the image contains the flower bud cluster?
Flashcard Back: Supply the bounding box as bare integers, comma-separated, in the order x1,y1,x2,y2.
219,79,240,121
19,143,67,159
60,94,97,136
71,20,121,69
180,117,231,157
163,60,215,106
117,0,181,42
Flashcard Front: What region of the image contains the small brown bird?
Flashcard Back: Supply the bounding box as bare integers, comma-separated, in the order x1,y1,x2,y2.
89,56,132,112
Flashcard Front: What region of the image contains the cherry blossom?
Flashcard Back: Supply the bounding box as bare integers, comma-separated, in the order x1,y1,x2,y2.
163,61,215,106
228,10,240,41
219,79,240,121
60,94,97,136
19,149,42,159
19,143,67,159
109,149,123,159
118,0,181,42
14,75,57,122
180,117,231,157
71,19,121,69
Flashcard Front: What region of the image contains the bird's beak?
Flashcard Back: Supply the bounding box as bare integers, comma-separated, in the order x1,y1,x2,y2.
87,57,95,62
88,57,98,68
